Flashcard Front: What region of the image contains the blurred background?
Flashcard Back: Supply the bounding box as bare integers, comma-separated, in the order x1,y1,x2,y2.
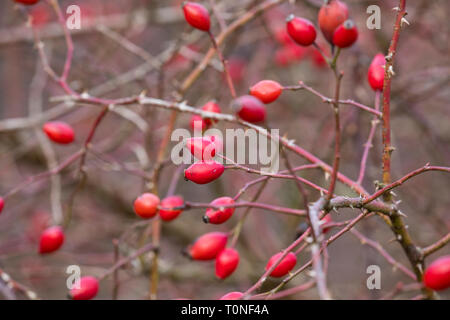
0,0,449,299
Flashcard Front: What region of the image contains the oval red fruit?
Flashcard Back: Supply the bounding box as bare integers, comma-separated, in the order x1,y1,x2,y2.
134,193,160,218
216,248,240,279
318,0,349,43
185,160,224,184
204,197,235,224
182,2,210,31
265,252,297,277
159,195,184,221
190,115,208,132
70,276,99,300
286,15,317,47
185,137,216,160
39,226,64,254
232,95,266,123
332,20,358,48
43,121,75,144
201,101,221,126
14,0,40,5
423,255,450,291
368,53,386,91
219,291,243,300
188,232,228,260
250,80,282,104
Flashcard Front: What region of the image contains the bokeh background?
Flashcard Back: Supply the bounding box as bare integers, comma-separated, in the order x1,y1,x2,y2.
0,0,449,300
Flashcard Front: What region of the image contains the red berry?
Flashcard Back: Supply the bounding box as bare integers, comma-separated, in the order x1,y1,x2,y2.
39,226,64,254
14,0,40,5
216,248,240,279
184,160,224,184
368,53,386,91
321,214,333,234
332,19,358,48
43,121,75,144
185,137,216,160
182,1,210,31
204,197,235,224
318,0,349,43
70,276,99,300
188,232,228,260
231,95,266,123
423,255,450,291
201,101,221,126
205,135,223,154
0,197,4,215
134,193,160,219
159,195,184,221
219,291,243,300
190,115,208,131
265,252,297,277
250,80,282,104
286,15,317,47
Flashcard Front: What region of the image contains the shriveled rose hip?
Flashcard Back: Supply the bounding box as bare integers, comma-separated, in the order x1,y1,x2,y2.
265,252,297,277
185,160,224,184
250,80,282,104
286,15,317,47
69,276,99,300
39,226,64,254
203,197,235,224
182,1,210,32
231,95,266,123
133,193,160,219
159,195,184,221
219,291,243,300
367,53,386,91
185,137,216,160
332,20,358,48
423,255,450,291
318,0,349,43
43,121,75,144
187,232,228,260
215,248,240,279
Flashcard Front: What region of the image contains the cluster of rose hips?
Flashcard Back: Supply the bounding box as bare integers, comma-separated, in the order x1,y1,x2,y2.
6,0,449,300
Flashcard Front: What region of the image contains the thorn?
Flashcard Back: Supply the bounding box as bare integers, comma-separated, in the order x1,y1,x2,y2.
401,17,410,27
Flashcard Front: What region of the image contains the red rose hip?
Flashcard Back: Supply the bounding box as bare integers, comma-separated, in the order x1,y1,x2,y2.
159,195,184,221
182,2,210,31
286,15,317,47
368,53,386,91
185,137,216,160
203,197,235,224
265,252,297,277
14,0,40,5
219,291,243,300
332,20,358,48
39,226,64,254
185,160,224,184
423,255,450,291
318,0,349,43
201,101,221,126
70,276,99,300
188,232,228,260
43,121,75,144
134,193,160,218
250,80,282,104
216,248,240,279
231,95,266,123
